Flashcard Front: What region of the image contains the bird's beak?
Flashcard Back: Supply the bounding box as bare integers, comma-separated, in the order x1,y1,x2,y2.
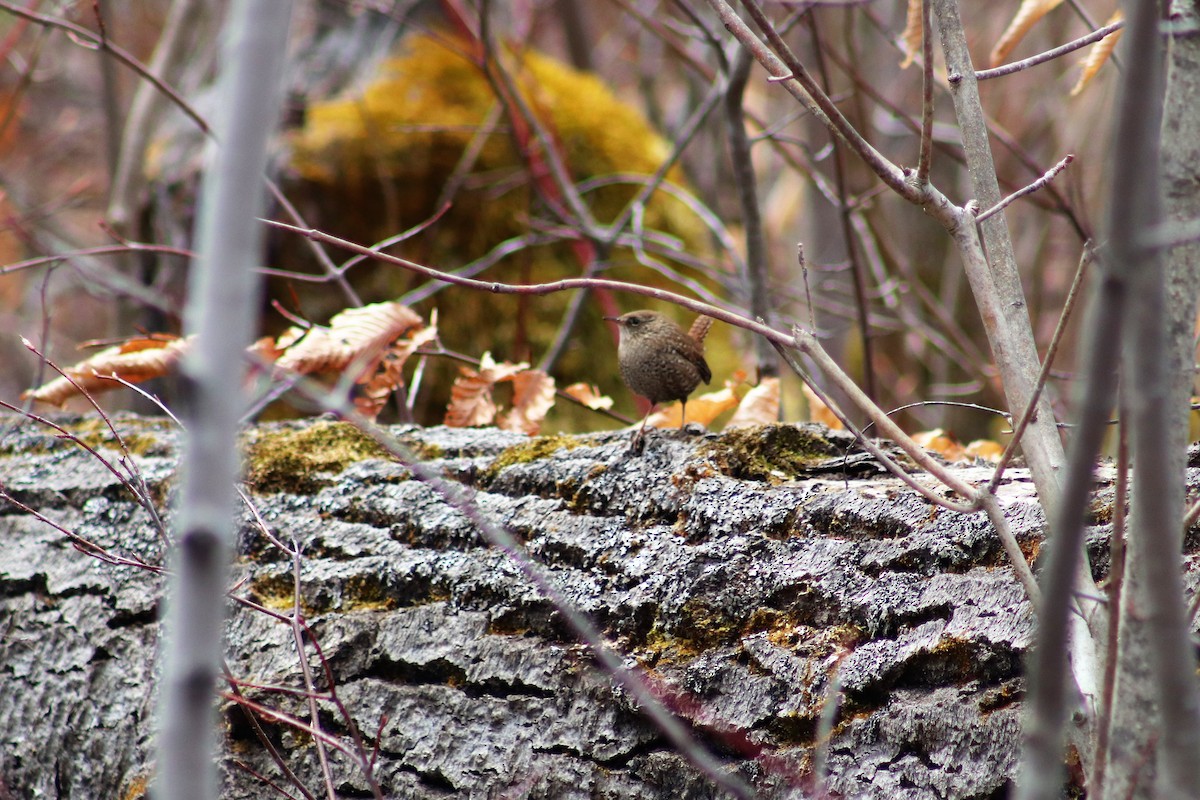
603,316,620,323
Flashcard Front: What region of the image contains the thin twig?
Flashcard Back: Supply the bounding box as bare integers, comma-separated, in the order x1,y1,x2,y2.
976,20,1125,81
0,243,196,276
987,244,1093,495
916,0,934,184
0,0,208,133
289,546,337,800
222,663,317,800
980,492,1041,604
770,334,980,513
805,10,876,401
975,155,1075,224
1092,413,1129,796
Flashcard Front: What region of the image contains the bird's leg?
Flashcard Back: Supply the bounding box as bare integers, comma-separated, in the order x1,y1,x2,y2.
679,399,687,430
631,403,656,452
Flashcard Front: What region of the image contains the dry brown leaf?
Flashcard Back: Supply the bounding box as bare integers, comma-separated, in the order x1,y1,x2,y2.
646,387,739,429
964,439,1005,462
23,335,192,406
275,301,422,376
801,382,844,430
1070,10,1123,96
726,377,781,428
900,0,923,68
444,352,529,428
354,323,439,421
563,382,613,411
913,428,966,461
249,335,286,363
499,370,557,435
990,0,1064,67
646,372,745,429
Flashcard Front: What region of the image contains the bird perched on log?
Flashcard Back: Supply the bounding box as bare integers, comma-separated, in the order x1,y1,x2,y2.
606,309,712,448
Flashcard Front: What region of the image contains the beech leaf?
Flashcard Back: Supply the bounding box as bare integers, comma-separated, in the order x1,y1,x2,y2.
964,439,1005,463
802,383,844,430
646,371,745,429
990,0,1064,67
1070,11,1123,96
444,352,529,428
23,336,192,407
899,0,923,69
275,301,423,377
563,382,613,411
913,428,965,462
498,370,556,435
354,323,439,421
726,377,781,429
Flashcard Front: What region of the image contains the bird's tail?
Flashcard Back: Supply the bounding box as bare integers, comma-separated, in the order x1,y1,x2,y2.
688,315,713,347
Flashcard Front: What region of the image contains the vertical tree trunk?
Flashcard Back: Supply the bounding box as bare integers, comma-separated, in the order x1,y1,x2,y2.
1103,3,1200,798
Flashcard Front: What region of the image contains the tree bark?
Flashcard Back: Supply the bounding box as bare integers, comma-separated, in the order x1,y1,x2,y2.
0,416,1153,799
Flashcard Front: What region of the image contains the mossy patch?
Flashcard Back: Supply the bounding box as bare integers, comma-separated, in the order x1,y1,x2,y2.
244,421,390,494
57,417,169,457
702,424,845,483
485,433,585,481
645,597,740,654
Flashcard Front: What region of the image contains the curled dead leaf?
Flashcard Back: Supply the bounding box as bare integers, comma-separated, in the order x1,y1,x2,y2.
354,323,439,421
1070,11,1123,96
900,0,923,69
563,382,613,411
647,372,744,429
444,352,529,428
990,0,1064,67
726,377,781,429
964,439,1005,463
499,370,557,435
275,301,423,376
801,382,844,430
912,428,966,462
23,336,192,407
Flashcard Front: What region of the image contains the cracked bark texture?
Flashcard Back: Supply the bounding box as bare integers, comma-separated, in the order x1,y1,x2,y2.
0,415,1172,799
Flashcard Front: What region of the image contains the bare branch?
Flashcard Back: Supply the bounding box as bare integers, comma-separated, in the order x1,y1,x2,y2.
975,154,1074,224
976,20,1125,82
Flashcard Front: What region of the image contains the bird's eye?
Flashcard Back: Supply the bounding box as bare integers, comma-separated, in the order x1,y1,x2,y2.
628,318,640,326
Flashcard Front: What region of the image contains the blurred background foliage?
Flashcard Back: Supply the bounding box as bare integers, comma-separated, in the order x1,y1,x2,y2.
0,0,1124,438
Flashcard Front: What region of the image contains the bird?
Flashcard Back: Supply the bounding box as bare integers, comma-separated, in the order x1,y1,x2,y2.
605,309,712,446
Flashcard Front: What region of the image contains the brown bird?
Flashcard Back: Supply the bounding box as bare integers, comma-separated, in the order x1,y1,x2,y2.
606,310,712,445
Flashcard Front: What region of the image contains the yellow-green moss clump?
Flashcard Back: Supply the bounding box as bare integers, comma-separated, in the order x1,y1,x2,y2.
244,421,390,494
487,433,585,479
701,424,844,484
290,34,702,246
67,417,168,457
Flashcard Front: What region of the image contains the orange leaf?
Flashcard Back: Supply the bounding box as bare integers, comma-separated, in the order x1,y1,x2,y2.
354,323,439,421
23,335,191,406
802,382,844,430
275,301,422,376
990,0,1064,67
899,0,923,69
499,370,556,435
563,382,613,411
964,439,1005,462
1070,11,1123,96
912,428,965,461
647,378,741,429
444,352,528,428
726,377,781,428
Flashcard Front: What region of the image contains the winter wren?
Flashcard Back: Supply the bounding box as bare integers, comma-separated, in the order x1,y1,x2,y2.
606,310,712,440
